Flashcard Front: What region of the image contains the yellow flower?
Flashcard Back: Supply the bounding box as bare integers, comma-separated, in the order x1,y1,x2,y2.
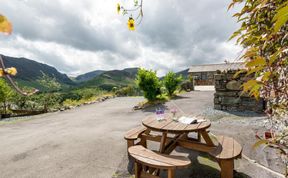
0,69,3,77
117,3,121,14
5,67,17,76
127,17,135,31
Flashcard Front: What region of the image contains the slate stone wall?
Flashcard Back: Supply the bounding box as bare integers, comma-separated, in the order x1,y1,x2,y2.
214,70,265,112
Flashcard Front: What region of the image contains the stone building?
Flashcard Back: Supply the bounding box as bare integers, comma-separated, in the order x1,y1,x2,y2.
188,63,244,85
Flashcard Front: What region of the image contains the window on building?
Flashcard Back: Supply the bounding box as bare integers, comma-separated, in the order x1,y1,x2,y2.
201,73,207,80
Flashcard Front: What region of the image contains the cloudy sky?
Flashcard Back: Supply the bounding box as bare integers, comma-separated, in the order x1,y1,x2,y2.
0,0,242,76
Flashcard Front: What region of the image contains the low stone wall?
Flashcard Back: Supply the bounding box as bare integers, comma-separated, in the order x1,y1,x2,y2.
214,70,265,112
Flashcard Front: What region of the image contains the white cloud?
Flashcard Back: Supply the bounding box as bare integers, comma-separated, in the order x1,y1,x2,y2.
0,0,242,76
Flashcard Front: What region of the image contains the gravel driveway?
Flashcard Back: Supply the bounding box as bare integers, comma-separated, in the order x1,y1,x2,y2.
0,91,285,178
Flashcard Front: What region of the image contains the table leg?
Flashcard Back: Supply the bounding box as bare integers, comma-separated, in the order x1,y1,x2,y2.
139,129,151,148
168,169,175,178
199,130,214,146
159,132,168,153
134,162,142,178
219,159,234,178
154,132,168,176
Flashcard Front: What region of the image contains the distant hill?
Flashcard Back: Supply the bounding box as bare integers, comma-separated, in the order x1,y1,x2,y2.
176,69,189,79
80,68,139,90
160,69,189,80
75,70,105,82
1,55,74,89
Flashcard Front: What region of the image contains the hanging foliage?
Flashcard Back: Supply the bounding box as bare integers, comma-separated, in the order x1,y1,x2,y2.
229,0,288,175
117,0,143,31
0,14,12,35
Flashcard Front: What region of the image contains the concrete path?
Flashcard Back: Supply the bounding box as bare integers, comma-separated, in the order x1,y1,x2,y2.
0,97,147,178
0,91,284,178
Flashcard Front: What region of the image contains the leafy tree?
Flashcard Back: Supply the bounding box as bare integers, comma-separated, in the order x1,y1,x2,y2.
230,0,288,174
0,79,15,114
136,68,161,101
163,72,183,97
37,73,62,112
37,72,61,92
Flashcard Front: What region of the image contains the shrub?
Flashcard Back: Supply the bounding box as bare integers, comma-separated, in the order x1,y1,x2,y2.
163,72,183,96
0,79,16,114
136,68,161,101
115,85,141,96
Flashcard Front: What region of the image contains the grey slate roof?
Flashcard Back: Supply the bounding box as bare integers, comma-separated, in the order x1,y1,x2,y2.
188,62,245,73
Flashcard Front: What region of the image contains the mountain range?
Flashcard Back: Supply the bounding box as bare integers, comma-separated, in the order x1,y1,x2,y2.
1,55,189,91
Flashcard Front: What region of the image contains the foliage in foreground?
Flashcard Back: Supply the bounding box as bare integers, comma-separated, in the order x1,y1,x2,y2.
0,14,12,35
0,79,15,114
230,0,288,174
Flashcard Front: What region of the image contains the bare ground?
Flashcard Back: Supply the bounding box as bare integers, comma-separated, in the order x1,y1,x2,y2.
0,91,285,178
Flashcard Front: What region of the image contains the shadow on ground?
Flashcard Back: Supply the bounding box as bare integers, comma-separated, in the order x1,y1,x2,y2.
171,95,191,100
141,104,169,113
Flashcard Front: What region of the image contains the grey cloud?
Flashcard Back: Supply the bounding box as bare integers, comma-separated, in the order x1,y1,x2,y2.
0,0,242,75
138,0,240,63
0,0,138,59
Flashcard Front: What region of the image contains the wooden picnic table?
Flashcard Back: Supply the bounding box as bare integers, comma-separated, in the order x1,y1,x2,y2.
125,114,242,178
142,114,216,154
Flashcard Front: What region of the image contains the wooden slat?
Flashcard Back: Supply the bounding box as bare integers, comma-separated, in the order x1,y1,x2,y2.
162,121,181,130
142,115,211,133
184,122,202,131
142,116,156,126
209,135,224,158
219,137,234,159
172,122,189,131
209,136,242,159
129,145,191,169
124,126,147,140
177,138,216,153
149,119,173,130
233,139,242,158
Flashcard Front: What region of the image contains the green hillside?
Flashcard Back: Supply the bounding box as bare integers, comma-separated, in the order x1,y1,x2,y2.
1,55,75,90
75,70,105,82
80,68,139,90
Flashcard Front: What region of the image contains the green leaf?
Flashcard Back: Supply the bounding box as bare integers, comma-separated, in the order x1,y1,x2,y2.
273,5,288,32
228,2,235,11
229,30,241,41
262,71,271,82
246,66,264,75
246,57,266,68
242,80,258,92
269,50,281,65
253,139,269,149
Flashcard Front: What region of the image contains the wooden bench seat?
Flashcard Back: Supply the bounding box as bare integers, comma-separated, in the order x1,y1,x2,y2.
129,145,191,178
209,136,242,178
124,126,147,148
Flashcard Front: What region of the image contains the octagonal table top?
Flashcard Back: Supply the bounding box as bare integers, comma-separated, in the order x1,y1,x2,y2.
142,114,211,133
